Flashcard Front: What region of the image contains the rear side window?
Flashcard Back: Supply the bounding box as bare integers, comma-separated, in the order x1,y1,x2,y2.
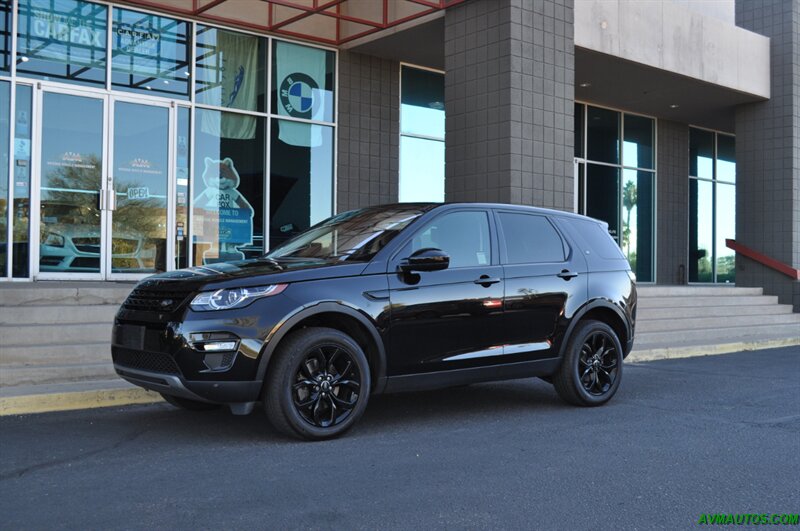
407,211,491,268
563,218,626,260
498,213,566,264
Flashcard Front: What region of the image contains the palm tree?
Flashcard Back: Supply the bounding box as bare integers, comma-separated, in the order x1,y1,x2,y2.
622,180,637,257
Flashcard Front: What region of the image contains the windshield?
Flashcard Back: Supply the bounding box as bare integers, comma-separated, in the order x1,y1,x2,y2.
265,206,429,262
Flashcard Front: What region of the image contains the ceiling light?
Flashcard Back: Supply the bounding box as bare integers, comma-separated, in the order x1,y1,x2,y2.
579,82,591,88
669,104,679,109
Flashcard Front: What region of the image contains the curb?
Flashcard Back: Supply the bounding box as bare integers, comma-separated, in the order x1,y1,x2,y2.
0,387,163,416
627,337,800,362
1,339,798,416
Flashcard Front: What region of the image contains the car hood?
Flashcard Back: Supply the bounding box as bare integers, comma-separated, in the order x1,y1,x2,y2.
137,257,370,291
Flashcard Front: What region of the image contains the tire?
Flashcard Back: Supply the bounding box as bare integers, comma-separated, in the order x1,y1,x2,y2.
552,320,623,407
160,393,220,411
264,327,371,441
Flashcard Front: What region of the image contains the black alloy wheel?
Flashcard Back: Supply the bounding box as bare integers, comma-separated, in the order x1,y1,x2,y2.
577,331,619,396
552,319,623,406
291,344,362,428
265,327,371,440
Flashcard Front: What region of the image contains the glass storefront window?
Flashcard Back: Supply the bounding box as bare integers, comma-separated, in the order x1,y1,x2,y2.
111,8,190,99
622,169,654,282
1,1,11,72
270,119,333,249
17,0,108,87
574,103,583,158
689,128,714,179
271,40,335,123
175,107,189,269
195,26,265,112
585,164,620,243
400,65,445,203
689,128,736,283
623,114,654,170
13,85,32,277
401,66,445,138
193,108,264,265
0,81,9,277
586,106,619,165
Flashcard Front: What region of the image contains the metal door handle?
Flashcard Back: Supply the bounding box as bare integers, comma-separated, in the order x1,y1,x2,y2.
107,189,117,211
557,270,579,280
474,275,501,286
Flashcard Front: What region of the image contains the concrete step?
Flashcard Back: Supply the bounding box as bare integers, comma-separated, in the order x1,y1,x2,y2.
0,284,133,307
637,294,779,309
635,323,800,347
0,323,112,347
0,304,118,325
0,342,110,366
636,313,800,333
637,303,794,320
0,362,117,387
637,286,762,297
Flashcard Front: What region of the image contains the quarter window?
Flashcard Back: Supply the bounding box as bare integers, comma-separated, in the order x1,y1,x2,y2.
407,211,490,269
498,213,565,264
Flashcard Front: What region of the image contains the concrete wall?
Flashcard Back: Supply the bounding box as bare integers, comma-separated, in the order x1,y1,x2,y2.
336,51,400,212
734,0,800,310
444,0,575,210
656,120,690,285
574,0,770,99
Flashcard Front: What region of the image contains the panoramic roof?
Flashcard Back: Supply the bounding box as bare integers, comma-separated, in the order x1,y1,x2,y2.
123,0,464,46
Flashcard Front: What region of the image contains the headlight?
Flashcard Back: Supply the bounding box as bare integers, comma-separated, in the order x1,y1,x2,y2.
190,284,287,311
43,232,65,247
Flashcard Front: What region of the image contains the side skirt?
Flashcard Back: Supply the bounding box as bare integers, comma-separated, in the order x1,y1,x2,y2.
382,358,560,394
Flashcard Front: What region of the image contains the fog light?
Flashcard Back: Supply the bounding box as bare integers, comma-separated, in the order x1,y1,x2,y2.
199,341,237,352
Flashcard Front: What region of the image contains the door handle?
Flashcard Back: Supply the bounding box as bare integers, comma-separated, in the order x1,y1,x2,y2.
557,269,579,280
474,275,501,287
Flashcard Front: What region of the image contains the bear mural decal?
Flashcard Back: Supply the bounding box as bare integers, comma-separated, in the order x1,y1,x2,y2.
194,157,255,264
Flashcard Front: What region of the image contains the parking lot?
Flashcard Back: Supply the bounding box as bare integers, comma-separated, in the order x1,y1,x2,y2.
2,347,799,530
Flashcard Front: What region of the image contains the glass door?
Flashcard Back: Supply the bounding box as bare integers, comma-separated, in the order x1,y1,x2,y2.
108,98,171,279
36,89,107,279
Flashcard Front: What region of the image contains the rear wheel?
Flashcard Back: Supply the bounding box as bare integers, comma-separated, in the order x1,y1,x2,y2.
264,327,371,441
160,393,220,411
552,320,623,406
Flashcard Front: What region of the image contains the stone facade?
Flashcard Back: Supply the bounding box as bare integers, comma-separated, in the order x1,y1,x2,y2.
656,120,690,285
443,0,575,210
735,0,800,309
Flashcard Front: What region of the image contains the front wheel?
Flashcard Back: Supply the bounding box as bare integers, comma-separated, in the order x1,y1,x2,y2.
264,327,371,441
552,320,623,406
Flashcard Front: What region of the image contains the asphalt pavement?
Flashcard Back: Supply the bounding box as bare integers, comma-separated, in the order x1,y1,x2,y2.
1,347,799,530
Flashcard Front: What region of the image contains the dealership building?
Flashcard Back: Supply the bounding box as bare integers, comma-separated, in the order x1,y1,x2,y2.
0,0,797,309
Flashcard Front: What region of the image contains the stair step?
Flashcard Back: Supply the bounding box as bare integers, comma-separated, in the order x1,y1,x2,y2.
637,295,779,309
636,313,800,333
0,304,118,325
637,286,762,297
635,323,800,346
0,323,112,347
637,304,793,320
0,285,133,307
0,342,111,366
0,362,117,387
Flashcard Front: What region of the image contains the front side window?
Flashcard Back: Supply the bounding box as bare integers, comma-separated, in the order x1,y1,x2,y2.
17,0,108,86
111,8,190,98
498,213,565,264
400,65,445,203
407,211,490,269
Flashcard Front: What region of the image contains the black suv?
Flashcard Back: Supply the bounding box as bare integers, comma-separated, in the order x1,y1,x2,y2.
113,203,636,440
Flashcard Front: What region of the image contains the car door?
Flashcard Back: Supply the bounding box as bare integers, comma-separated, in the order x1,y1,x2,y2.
386,208,505,375
495,211,588,360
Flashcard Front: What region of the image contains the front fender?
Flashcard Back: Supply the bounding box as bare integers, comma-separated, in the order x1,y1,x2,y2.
254,301,389,393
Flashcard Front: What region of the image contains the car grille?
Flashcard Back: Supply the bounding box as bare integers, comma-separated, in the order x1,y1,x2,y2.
123,287,193,313
72,237,101,254
112,349,181,375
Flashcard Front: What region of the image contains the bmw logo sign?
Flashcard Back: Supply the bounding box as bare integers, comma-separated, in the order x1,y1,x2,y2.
279,73,318,119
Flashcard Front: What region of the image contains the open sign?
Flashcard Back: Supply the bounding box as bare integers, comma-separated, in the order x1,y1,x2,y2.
127,187,150,200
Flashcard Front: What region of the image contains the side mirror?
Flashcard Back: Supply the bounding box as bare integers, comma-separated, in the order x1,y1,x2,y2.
399,248,450,273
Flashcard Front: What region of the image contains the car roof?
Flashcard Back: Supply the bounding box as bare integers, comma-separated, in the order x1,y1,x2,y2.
364,202,603,224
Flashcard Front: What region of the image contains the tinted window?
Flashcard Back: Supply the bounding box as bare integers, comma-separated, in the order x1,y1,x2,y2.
566,218,626,260
408,211,491,269
499,213,565,264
